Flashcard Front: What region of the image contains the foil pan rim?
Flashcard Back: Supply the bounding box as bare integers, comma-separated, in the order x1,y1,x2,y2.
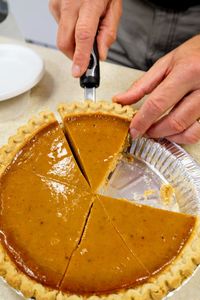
130,137,200,215
158,138,200,214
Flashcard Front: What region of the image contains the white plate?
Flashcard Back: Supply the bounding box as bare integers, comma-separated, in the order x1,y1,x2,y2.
0,44,44,101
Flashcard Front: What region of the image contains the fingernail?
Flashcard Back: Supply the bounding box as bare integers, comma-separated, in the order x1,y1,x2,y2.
112,96,119,103
72,64,81,77
112,94,122,103
130,127,140,140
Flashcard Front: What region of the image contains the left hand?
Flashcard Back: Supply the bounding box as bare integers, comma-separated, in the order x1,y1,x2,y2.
113,35,200,144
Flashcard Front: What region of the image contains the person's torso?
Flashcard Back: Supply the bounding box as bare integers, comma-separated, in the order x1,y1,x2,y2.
148,0,200,10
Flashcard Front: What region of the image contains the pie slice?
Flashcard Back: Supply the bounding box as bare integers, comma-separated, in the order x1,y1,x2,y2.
0,112,94,298
58,101,135,191
2,113,89,187
59,198,149,295
99,195,200,292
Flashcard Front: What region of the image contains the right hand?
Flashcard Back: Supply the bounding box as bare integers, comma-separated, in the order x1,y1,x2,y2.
49,0,122,77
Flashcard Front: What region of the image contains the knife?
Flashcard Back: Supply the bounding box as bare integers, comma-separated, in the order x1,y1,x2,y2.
80,38,100,102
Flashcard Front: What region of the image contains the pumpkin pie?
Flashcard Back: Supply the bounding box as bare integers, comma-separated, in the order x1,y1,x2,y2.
0,102,199,300
58,101,135,190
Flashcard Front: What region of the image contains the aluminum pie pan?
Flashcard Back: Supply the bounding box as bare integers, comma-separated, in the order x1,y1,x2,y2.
1,137,200,300
102,137,200,300
103,137,200,215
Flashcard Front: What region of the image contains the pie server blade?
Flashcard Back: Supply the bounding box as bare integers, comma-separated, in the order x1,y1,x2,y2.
80,38,100,102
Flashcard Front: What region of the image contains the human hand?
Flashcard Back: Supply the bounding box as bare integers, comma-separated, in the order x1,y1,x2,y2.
114,35,200,144
49,0,122,77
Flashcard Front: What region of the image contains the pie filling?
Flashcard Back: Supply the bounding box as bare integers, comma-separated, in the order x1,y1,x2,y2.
0,110,198,297
63,113,130,191
60,198,150,295
98,195,196,276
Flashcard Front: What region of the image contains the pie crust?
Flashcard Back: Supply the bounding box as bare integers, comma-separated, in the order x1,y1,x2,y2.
58,100,135,121
0,107,199,300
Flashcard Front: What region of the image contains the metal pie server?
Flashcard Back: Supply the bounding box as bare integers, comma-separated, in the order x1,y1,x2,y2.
80,38,100,101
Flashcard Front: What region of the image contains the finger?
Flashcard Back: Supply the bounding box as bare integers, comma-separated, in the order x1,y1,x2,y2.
72,1,106,77
97,0,122,61
113,53,172,104
129,66,194,139
147,90,200,138
49,0,61,23
57,0,80,60
167,121,200,144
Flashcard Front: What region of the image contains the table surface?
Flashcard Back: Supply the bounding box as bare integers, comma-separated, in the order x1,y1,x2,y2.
0,36,200,300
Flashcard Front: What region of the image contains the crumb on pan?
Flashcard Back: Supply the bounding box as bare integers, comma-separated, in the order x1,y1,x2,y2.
144,189,157,197
160,184,175,206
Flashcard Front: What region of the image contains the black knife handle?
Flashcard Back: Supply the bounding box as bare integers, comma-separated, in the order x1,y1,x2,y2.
80,38,100,89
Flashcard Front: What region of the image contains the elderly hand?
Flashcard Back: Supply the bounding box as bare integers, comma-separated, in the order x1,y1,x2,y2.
114,35,200,144
49,0,122,77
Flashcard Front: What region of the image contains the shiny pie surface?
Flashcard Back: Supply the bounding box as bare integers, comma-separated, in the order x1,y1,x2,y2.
99,195,196,275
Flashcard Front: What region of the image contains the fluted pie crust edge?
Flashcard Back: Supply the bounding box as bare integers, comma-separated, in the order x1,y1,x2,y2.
58,100,136,121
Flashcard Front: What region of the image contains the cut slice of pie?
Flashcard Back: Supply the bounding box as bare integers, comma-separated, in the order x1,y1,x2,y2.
59,198,149,295
2,113,89,186
0,112,94,298
99,195,200,293
58,101,135,191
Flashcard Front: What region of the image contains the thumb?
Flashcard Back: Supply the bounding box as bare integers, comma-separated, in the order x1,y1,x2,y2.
113,53,172,104
97,0,122,61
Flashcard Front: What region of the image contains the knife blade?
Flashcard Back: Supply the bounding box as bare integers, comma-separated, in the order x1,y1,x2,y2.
80,38,100,101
